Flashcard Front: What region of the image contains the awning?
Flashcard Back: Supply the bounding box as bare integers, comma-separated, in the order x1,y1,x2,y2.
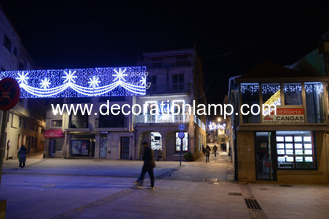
44,129,64,138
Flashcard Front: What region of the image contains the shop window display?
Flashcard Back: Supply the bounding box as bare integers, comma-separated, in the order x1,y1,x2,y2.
151,132,162,150
276,131,315,169
175,132,188,152
71,140,90,156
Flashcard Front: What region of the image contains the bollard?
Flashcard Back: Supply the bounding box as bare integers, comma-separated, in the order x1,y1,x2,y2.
0,200,6,219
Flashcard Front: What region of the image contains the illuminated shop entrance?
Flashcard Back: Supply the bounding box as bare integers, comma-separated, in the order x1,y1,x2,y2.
255,131,316,181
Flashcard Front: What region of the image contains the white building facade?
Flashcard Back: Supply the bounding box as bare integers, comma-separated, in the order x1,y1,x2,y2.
0,7,46,159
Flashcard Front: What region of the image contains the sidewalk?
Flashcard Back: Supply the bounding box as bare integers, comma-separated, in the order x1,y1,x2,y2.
1,150,329,219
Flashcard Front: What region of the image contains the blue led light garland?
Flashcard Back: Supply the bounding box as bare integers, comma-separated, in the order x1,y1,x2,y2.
0,66,147,98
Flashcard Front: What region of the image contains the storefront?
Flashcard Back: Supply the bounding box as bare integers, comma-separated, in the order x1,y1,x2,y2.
44,129,64,157
229,62,329,184
70,134,95,158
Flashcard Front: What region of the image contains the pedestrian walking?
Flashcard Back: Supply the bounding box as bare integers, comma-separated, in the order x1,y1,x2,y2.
213,145,218,157
157,149,163,161
206,145,210,152
17,145,28,168
133,142,156,190
205,147,210,162
202,145,205,155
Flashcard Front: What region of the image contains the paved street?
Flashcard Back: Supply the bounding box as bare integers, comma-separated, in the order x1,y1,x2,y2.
1,147,329,219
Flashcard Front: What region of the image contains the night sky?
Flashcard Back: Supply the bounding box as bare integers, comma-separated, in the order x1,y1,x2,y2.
1,0,329,106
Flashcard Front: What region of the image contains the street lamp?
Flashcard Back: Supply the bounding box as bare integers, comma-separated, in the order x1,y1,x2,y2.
218,117,221,122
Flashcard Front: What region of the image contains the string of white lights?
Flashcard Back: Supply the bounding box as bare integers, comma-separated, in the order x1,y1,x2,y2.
70,82,120,96
0,67,147,98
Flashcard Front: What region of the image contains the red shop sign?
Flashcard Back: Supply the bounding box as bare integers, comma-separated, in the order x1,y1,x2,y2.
44,129,64,138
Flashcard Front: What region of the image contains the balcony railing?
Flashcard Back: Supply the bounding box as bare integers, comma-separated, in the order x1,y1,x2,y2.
136,114,189,124
147,82,189,94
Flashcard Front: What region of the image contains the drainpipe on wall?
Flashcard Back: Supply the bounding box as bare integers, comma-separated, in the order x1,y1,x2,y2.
325,134,329,184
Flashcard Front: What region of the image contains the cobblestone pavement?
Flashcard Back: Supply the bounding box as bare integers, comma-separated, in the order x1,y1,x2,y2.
1,146,329,219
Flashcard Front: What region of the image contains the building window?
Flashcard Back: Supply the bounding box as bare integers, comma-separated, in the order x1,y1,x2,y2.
151,132,162,151
172,74,184,91
241,83,260,123
3,34,11,52
14,48,18,57
23,121,27,129
151,76,157,92
51,120,62,128
276,131,315,169
305,82,325,123
283,83,302,105
11,114,18,128
175,132,188,152
19,117,22,127
69,112,88,128
98,110,124,128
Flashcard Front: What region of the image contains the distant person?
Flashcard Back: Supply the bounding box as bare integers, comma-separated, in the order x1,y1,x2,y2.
205,147,210,162
213,145,218,157
133,142,156,190
17,145,28,168
157,149,163,161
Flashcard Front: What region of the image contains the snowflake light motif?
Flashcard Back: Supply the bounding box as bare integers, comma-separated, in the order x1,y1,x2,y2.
140,77,146,86
63,70,77,84
16,72,29,84
113,68,127,82
88,76,100,88
40,78,51,89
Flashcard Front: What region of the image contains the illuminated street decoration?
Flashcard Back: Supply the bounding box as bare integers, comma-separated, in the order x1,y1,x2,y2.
305,83,323,93
241,84,259,95
208,122,226,130
1,66,147,98
283,84,302,94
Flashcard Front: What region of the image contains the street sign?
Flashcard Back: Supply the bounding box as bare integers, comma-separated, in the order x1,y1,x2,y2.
0,78,20,111
178,124,185,131
178,132,185,139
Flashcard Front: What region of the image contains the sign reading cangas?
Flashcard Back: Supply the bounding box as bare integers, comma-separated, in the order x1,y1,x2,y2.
0,66,147,98
263,107,304,124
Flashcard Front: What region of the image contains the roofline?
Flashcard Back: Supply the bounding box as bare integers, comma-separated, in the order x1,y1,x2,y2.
142,48,195,57
235,76,329,83
0,5,22,41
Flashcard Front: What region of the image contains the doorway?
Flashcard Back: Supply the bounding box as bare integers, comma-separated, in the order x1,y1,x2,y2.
120,137,129,159
255,132,277,181
49,139,56,156
99,136,107,158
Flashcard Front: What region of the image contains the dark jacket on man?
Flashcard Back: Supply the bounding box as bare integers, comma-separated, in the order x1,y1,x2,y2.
143,146,156,169
17,146,28,162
